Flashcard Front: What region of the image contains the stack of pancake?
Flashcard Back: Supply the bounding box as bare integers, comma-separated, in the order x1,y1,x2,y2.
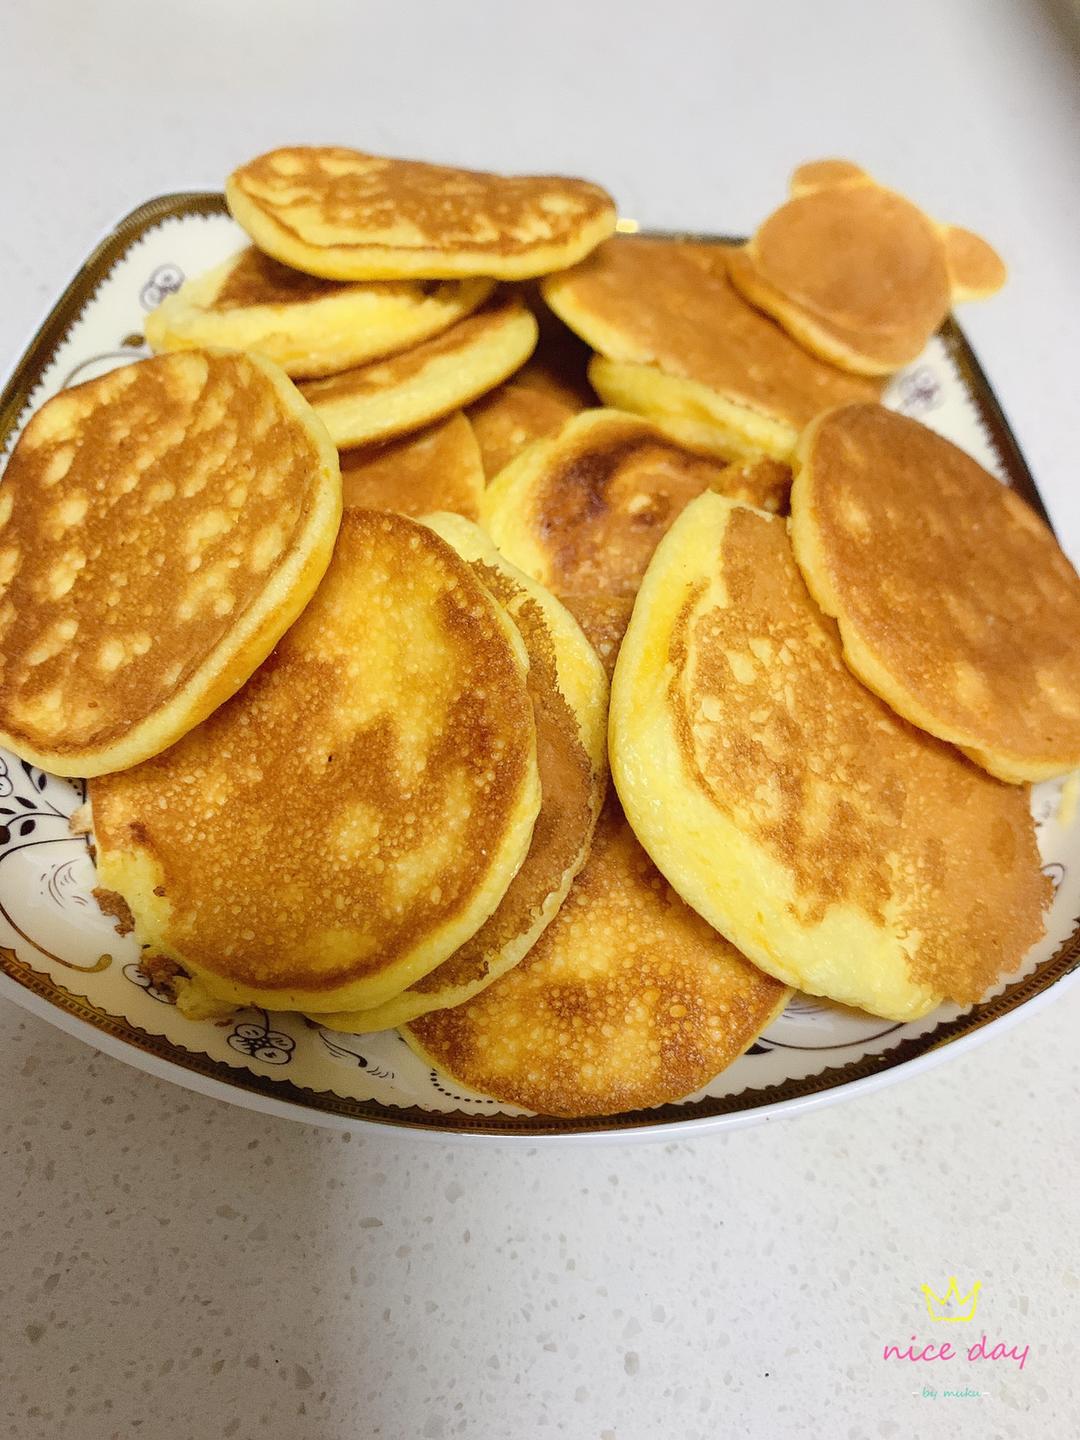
2,146,1074,1118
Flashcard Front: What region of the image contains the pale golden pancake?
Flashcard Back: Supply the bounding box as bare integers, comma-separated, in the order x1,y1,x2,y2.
0,350,340,778
467,361,591,478
340,412,484,521
610,492,1048,1021
299,295,538,448
145,246,494,379
226,147,617,281
727,160,1007,375
89,509,541,1015
406,794,791,1117
321,514,607,1031
791,405,1080,783
542,237,879,460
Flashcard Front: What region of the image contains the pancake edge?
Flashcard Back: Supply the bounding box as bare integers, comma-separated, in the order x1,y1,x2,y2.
307,302,539,449
146,255,495,379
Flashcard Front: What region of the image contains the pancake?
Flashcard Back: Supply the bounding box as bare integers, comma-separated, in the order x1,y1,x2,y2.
483,409,784,679
467,361,591,478
0,350,340,778
226,146,617,281
710,456,792,514
727,160,1007,375
405,793,792,1117
791,404,1080,783
340,412,484,520
88,509,541,1015
610,491,1049,1021
320,513,607,1031
481,409,783,602
588,356,769,463
559,595,635,680
541,237,879,460
144,246,493,379
299,295,538,449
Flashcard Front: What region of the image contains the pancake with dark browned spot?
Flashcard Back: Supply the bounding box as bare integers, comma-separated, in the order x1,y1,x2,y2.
145,245,493,379
791,404,1080,782
339,412,484,520
226,147,617,281
611,491,1049,1021
727,160,1006,375
0,350,340,777
406,793,791,1117
481,409,736,600
88,509,541,1016
483,409,783,675
542,236,879,460
299,295,538,448
320,514,607,1031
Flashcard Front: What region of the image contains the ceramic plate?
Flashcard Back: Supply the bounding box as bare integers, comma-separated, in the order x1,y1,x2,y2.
1,194,1077,1140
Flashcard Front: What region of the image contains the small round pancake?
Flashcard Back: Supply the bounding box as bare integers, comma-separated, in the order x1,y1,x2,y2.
299,295,538,449
320,514,607,1031
0,350,340,778
226,147,617,281
481,409,737,602
145,245,494,379
541,237,878,460
405,794,791,1117
467,361,591,478
790,404,1080,783
727,161,1006,375
610,492,1049,1021
340,412,484,521
89,509,541,1015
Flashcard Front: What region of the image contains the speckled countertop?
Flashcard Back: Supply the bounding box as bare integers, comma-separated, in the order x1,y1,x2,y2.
3,3,1080,1436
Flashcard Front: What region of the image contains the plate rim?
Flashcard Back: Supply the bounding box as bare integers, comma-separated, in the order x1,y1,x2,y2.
1,190,1077,1141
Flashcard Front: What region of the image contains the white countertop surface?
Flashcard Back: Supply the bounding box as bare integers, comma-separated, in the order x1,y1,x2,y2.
2,2,1079,1435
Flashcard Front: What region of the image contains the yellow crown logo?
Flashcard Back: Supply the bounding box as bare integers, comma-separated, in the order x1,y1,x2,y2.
921,1277,981,1323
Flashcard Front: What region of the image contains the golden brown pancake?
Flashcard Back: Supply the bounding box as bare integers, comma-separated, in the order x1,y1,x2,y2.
467,361,591,478
299,294,538,448
791,405,1080,783
610,491,1049,1021
0,350,340,777
406,793,791,1117
559,595,635,680
89,509,541,1015
145,246,494,379
339,412,484,521
542,237,879,460
226,146,617,281
483,410,785,678
727,160,1007,375
320,514,607,1031
482,410,735,599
